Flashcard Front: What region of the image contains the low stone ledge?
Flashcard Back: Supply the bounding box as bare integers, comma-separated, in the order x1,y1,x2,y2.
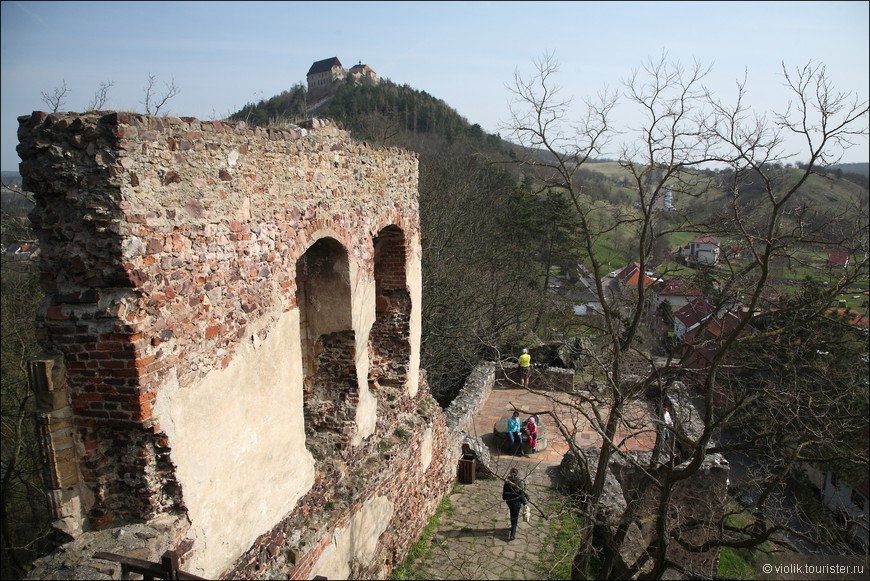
495,363,575,392
492,417,549,453
443,362,497,431
26,515,187,580
443,362,498,477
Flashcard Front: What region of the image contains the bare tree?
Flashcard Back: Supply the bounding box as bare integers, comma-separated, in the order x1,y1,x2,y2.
86,79,115,112
417,140,541,402
40,80,70,113
142,73,181,115
1,250,52,579
503,52,869,579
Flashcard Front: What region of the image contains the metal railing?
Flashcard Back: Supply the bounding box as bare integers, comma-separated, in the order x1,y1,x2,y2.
93,549,205,580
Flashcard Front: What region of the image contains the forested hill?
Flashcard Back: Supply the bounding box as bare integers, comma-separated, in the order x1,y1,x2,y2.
831,162,869,178
228,80,513,156
325,81,509,151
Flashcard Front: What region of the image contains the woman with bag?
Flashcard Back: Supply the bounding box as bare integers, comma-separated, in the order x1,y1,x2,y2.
502,468,528,541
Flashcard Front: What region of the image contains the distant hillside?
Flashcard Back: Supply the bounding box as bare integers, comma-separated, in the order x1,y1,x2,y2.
830,162,869,177
1,185,34,217
1,171,22,187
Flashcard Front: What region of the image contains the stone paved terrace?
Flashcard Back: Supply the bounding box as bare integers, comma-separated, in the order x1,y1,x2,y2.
410,380,657,580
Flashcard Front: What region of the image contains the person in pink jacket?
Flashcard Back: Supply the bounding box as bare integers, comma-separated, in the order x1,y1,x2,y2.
525,415,539,453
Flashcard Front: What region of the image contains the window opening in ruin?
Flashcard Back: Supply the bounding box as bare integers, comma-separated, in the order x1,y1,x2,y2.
369,225,411,401
296,238,358,450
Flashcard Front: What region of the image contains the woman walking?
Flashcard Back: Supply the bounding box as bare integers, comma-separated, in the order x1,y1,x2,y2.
502,468,528,541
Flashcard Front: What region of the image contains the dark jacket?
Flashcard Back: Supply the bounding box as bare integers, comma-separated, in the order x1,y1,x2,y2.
502,479,527,507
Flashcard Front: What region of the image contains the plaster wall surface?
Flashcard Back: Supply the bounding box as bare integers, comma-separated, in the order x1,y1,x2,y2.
153,309,315,577
310,495,395,580
406,246,423,398
349,248,378,444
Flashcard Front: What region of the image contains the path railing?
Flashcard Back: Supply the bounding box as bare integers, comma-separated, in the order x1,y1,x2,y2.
93,549,205,580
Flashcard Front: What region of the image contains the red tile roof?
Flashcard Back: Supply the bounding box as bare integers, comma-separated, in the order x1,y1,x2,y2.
616,261,655,288
654,277,703,297
683,311,743,343
827,250,849,267
674,299,715,328
827,308,869,329
691,234,720,245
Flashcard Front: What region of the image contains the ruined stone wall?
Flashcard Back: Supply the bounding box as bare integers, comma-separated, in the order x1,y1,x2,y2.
496,363,575,392
19,111,449,579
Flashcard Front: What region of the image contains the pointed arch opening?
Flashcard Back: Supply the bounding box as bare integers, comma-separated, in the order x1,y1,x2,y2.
369,225,411,400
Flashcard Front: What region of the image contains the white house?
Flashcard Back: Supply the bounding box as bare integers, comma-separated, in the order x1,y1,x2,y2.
679,235,721,266
803,463,869,552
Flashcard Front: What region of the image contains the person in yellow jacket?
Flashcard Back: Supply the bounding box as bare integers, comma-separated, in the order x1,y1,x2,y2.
518,348,531,388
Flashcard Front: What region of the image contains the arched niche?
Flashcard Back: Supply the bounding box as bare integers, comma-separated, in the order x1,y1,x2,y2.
369,225,411,398
296,237,357,451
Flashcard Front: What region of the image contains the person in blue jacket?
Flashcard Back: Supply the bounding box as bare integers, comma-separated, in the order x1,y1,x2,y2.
506,410,523,455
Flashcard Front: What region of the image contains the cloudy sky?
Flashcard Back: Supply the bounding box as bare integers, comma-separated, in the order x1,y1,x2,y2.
2,1,868,171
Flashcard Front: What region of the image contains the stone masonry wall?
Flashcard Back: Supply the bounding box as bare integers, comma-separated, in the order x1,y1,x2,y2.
18,111,453,579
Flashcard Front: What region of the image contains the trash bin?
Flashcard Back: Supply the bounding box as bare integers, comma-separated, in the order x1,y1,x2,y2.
458,454,476,484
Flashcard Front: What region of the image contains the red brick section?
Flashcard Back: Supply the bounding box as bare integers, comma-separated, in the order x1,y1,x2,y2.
304,330,359,446
371,225,410,389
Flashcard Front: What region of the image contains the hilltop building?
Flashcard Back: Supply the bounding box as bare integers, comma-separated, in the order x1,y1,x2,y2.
306,56,379,100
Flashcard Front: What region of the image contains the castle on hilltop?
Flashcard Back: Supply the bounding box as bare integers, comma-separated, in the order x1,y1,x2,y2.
306,56,379,99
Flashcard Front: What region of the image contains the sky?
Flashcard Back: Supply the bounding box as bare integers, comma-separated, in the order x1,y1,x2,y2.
1,1,868,172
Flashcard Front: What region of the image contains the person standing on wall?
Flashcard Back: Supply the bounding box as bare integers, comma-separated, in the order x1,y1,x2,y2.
518,348,531,388
502,467,528,541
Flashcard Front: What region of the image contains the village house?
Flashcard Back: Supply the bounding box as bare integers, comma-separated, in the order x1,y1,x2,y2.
682,310,743,346
647,276,704,332
613,261,656,289
673,298,716,341
605,261,658,315
677,234,721,266
651,277,703,312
